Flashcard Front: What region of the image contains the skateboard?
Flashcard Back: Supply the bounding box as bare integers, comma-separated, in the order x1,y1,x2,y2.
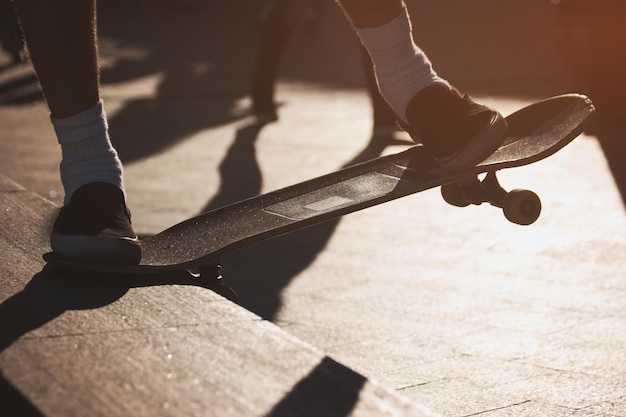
44,94,595,302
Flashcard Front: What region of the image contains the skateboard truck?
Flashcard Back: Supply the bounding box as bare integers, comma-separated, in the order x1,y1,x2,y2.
187,262,240,304
440,171,542,226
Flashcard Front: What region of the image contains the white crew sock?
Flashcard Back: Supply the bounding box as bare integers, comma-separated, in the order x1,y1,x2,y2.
52,100,124,204
355,6,450,124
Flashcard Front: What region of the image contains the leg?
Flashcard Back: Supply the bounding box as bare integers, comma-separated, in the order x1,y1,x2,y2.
251,0,307,121
335,0,507,171
335,0,403,29
0,0,24,64
12,0,141,264
12,0,99,118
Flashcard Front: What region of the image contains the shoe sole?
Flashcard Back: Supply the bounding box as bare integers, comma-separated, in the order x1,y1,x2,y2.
51,234,142,265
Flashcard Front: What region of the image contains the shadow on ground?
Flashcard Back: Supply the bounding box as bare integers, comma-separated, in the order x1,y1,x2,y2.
589,122,626,208
0,266,367,416
199,116,413,320
0,267,219,353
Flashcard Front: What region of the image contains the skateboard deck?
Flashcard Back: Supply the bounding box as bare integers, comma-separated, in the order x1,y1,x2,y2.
44,94,594,282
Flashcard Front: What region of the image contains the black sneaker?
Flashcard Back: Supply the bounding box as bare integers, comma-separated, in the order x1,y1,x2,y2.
51,183,142,264
401,85,508,171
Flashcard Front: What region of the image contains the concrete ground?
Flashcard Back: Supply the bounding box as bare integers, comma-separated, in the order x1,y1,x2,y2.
1,0,626,416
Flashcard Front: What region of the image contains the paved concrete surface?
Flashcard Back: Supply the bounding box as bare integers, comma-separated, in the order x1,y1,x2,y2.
2,0,626,416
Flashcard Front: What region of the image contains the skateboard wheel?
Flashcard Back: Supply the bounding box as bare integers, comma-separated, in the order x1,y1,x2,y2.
441,182,471,207
213,285,240,304
502,189,542,225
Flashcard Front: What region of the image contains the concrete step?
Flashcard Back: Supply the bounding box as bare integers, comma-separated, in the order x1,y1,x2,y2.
0,173,439,417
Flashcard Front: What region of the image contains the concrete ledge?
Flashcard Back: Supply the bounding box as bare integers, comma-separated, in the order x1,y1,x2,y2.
0,174,438,417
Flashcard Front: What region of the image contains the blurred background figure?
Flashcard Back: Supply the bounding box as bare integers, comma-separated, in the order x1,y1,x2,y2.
252,0,407,140
0,0,24,65
552,0,626,125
